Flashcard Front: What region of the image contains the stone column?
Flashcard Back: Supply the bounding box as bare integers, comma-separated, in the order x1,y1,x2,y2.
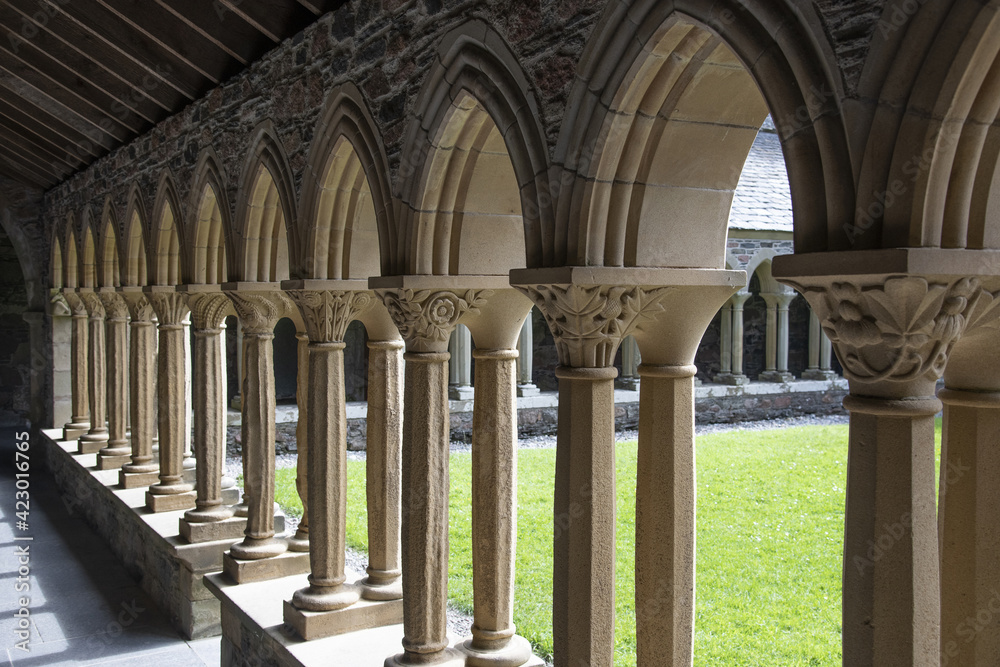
761,291,795,382
225,288,292,561
120,290,158,487
459,289,535,667
803,310,838,380
62,291,90,440
78,290,109,453
49,292,73,430
145,289,196,512
96,291,131,469
516,311,539,396
285,288,377,612
937,320,1000,666
180,291,241,538
618,335,641,390
718,302,732,375
376,280,501,667
716,292,749,385
183,314,195,471
449,323,474,400
777,267,989,667
287,330,311,552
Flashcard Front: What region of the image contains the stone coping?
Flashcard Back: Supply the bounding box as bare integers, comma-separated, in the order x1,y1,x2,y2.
226,377,848,425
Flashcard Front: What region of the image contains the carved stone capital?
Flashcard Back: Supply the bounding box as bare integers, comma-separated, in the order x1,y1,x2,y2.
146,292,190,327
288,289,375,343
376,288,492,352
784,275,996,384
188,292,234,331
50,291,71,317
513,283,671,368
121,292,155,322
99,291,129,322
226,290,293,334
80,291,106,319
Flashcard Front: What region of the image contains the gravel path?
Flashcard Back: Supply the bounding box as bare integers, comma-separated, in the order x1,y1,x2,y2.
223,413,848,648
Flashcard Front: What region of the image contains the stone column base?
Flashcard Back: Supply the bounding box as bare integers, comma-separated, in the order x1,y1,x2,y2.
62,424,89,441
180,516,247,543
456,635,543,667
78,435,108,454
615,377,640,391
758,371,794,383
221,486,241,505
515,383,540,397
714,372,749,386
120,468,160,488
801,369,838,381
146,490,197,513
385,648,466,667
96,452,132,470
448,385,474,400
223,549,310,584
283,593,403,640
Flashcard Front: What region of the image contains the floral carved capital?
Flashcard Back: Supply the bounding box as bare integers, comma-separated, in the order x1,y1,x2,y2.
513,284,671,368
50,291,71,317
146,292,190,326
376,288,492,352
288,290,375,343
64,292,87,317
188,293,234,330
80,292,106,319
121,292,154,322
785,276,989,384
98,292,130,322
226,291,293,334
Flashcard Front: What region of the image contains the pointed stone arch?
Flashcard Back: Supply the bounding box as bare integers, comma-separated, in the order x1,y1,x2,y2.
398,19,554,274
235,122,298,282
98,197,121,288
123,183,149,287
152,171,184,286
299,82,394,280
188,148,233,284
556,0,852,267
51,233,63,290
81,211,97,289
64,218,79,289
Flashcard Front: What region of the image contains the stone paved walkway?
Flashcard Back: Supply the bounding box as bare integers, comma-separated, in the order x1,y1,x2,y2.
0,427,219,667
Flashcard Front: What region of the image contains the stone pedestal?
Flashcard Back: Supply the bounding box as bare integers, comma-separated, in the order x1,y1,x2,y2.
78,290,109,453
62,290,90,440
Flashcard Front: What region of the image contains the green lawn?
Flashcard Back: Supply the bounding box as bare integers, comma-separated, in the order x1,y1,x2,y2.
274,421,943,666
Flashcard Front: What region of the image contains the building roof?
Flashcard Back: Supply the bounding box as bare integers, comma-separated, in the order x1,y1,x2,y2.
728,123,793,233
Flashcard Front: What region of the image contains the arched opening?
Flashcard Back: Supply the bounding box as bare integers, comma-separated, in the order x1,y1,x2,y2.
125,209,148,287
243,165,290,282
154,198,181,286
192,183,228,285
64,226,78,289
51,236,63,290
81,225,97,288
100,217,120,289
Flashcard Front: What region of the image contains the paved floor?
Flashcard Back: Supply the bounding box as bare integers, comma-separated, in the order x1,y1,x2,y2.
0,427,220,666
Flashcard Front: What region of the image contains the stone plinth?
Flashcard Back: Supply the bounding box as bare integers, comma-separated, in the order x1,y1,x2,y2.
223,549,311,584
283,591,403,640
180,516,248,543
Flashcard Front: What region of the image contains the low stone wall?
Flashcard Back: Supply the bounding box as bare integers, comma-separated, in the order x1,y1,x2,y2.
225,381,848,455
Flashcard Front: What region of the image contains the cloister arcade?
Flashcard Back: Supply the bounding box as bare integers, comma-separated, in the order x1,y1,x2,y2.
16,1,1000,666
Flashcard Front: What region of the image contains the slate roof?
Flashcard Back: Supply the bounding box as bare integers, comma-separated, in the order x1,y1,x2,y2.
728,124,793,233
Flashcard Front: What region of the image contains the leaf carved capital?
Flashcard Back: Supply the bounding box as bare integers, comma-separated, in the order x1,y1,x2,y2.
49,291,71,317
512,284,671,368
226,291,293,334
188,293,234,330
98,292,130,321
146,292,190,326
376,288,492,352
121,293,154,322
784,276,989,384
80,292,106,319
288,289,374,343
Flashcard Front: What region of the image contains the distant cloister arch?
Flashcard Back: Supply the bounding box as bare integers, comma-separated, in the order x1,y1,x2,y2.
188,150,231,285
124,185,148,287
152,174,183,286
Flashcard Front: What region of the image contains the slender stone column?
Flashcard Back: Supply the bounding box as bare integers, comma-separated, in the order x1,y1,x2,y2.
775,292,795,379
449,323,474,400
717,292,749,385
376,281,498,667
618,335,641,390
777,268,991,667
96,291,131,469
78,291,109,452
759,292,794,382
49,291,73,430
803,309,837,380
938,323,1000,666
288,331,311,552
183,291,236,525
286,288,376,610
120,291,157,484
145,290,196,512
62,291,90,440
226,288,292,560
718,303,732,375
516,312,539,397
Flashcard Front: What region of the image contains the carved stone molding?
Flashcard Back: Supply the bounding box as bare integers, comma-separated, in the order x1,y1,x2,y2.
99,292,130,322
288,289,375,343
226,291,293,334
189,292,234,331
513,284,671,368
121,292,155,322
64,292,87,317
50,291,71,317
146,292,190,327
80,292,106,319
376,288,492,352
785,276,997,384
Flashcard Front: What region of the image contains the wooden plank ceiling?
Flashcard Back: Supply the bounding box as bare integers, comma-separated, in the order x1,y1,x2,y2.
0,0,345,190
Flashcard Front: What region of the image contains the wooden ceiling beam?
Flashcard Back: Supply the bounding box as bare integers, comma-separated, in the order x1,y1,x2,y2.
0,126,77,177
154,0,274,66
0,96,103,161
0,155,57,189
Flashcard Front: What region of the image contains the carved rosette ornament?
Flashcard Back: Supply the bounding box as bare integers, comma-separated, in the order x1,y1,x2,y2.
121,292,155,322
80,292,106,319
785,276,1000,384
226,291,293,334
99,292,130,322
50,291,71,317
513,284,671,368
147,292,190,326
376,288,492,351
288,290,375,343
188,292,234,331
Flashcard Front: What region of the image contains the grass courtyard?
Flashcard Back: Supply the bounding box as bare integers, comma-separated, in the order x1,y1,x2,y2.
274,421,943,666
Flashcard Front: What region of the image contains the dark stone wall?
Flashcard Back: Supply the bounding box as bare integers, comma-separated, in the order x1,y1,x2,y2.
0,226,30,424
